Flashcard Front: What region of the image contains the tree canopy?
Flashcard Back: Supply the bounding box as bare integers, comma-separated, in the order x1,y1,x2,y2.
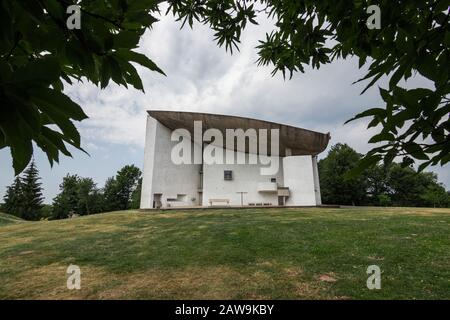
1,0,449,174
103,164,141,211
52,174,103,218
50,164,141,219
318,143,368,205
0,0,164,174
319,143,450,207
168,0,450,172
52,174,80,219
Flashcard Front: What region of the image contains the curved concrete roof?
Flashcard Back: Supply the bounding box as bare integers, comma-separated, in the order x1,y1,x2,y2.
148,110,330,156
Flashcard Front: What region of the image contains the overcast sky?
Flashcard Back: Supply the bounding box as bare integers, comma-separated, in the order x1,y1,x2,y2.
1,10,449,203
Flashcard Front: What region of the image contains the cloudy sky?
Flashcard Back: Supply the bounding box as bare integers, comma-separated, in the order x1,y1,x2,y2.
1,10,449,203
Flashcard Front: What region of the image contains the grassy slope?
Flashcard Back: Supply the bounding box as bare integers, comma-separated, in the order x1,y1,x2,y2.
0,207,449,299
0,212,24,226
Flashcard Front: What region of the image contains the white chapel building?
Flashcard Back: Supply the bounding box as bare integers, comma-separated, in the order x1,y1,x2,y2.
140,111,330,209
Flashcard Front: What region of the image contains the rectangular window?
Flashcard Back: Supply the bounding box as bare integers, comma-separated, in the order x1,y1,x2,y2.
224,170,233,180
271,178,276,183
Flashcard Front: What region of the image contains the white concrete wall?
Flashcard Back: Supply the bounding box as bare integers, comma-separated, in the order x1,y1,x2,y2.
141,115,324,208
202,150,283,206
140,116,201,208
282,155,318,206
312,155,322,205
140,116,157,209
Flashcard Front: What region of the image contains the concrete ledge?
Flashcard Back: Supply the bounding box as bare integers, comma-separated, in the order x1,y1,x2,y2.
148,110,331,156
139,204,340,212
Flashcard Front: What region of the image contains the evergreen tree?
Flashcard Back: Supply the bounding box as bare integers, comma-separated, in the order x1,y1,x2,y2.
20,161,44,220
2,176,23,217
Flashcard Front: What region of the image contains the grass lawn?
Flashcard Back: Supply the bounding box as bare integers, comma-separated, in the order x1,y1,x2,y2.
0,212,25,226
0,207,449,299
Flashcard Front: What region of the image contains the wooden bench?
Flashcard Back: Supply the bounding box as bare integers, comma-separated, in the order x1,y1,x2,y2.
209,199,230,206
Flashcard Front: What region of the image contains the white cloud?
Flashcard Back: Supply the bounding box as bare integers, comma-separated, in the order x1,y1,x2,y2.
60,10,448,187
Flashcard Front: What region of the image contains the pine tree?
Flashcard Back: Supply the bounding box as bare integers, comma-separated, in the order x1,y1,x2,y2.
20,160,44,220
2,176,23,217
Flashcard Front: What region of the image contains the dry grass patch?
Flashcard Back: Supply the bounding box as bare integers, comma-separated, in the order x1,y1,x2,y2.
98,265,324,300
1,261,325,300
0,262,109,299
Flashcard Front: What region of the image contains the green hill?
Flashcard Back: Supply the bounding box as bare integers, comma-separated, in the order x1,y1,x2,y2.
0,207,449,299
0,212,24,226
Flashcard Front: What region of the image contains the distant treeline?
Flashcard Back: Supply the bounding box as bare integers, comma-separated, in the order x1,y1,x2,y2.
1,163,141,221
1,143,449,220
319,144,450,208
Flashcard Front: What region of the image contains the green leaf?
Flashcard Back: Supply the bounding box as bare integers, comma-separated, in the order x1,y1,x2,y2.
0,104,34,174
0,130,5,148
119,60,144,91
389,65,405,91
39,126,73,158
345,108,386,124
418,160,432,172
441,153,450,165
393,86,420,109
42,0,64,20
379,87,391,103
28,87,88,121
345,154,382,178
29,88,86,147
106,56,127,87
115,49,166,76
100,56,111,89
0,60,13,81
404,143,429,160
367,117,380,128
13,57,60,85
114,31,141,48
368,132,396,143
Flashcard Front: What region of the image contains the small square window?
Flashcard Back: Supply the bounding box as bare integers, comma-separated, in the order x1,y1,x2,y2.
224,170,233,180
271,178,276,183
